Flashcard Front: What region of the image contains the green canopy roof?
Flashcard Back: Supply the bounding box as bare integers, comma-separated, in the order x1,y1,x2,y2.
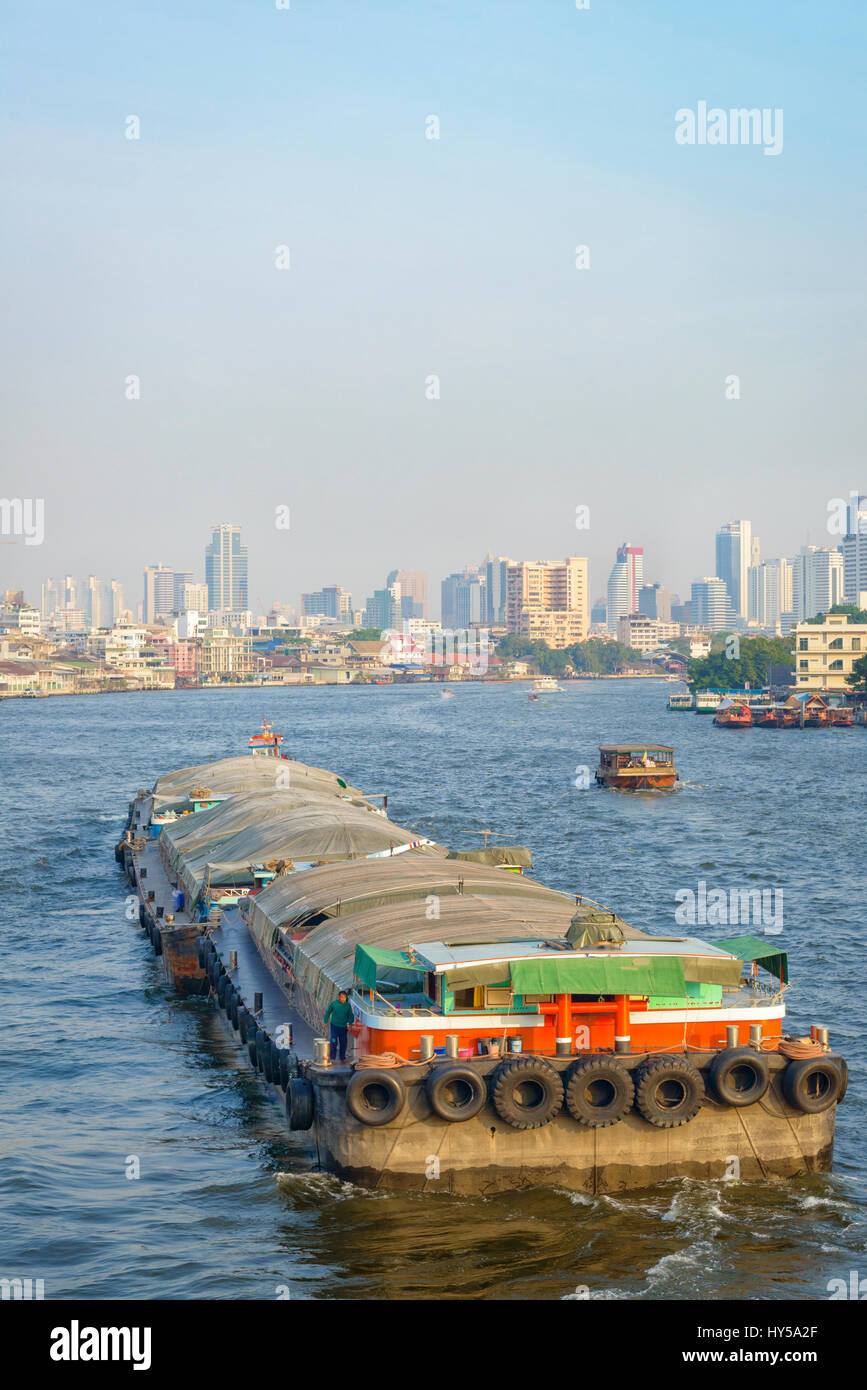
510,954,686,997
353,944,423,991
713,935,789,984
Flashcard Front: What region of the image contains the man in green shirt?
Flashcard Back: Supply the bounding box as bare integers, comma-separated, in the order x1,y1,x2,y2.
324,991,353,1061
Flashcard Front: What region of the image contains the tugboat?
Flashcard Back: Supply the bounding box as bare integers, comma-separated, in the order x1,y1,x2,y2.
248,717,285,756
595,744,678,790
713,702,753,729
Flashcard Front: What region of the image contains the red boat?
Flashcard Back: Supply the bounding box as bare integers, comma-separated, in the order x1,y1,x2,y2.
753,707,778,727
713,702,753,728
829,707,853,727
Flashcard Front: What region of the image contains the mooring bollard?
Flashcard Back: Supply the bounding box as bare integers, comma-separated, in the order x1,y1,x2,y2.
254,992,263,1013
313,1038,330,1066
229,951,238,970
445,1035,459,1059
419,1035,434,1061
726,1025,738,1048
750,1024,762,1046
817,1026,830,1047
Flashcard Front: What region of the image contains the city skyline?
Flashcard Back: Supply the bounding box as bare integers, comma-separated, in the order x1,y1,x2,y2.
17,490,866,630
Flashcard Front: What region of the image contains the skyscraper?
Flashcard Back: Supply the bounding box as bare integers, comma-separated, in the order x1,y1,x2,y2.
690,578,737,632
790,546,844,621
748,558,792,631
205,525,248,613
386,570,428,619
483,555,511,625
715,521,756,620
638,584,672,622
143,565,177,623
606,543,644,626
842,493,867,606
441,570,486,629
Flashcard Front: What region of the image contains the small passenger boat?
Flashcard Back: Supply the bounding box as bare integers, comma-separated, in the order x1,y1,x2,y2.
595,744,677,790
248,718,284,756
713,702,753,729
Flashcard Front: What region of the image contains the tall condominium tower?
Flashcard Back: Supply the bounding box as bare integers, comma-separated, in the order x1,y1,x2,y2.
747,558,792,632
505,557,589,648
606,543,644,626
715,520,757,620
205,525,248,613
441,570,486,629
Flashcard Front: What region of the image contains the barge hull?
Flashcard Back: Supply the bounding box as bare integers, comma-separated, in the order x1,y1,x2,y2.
309,1069,835,1195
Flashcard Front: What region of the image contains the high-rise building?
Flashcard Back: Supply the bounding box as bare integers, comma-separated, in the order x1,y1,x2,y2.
842,493,867,605
482,555,511,626
41,578,59,619
747,558,792,632
715,520,756,620
386,570,427,619
506,557,589,648
790,546,844,621
638,584,672,622
690,577,737,632
363,584,402,631
205,524,248,613
302,586,353,620
606,543,644,626
143,565,177,623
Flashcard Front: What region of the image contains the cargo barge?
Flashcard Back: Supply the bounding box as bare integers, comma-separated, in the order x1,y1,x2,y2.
115,727,846,1194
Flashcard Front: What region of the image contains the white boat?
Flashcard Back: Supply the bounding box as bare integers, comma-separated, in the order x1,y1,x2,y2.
533,678,562,693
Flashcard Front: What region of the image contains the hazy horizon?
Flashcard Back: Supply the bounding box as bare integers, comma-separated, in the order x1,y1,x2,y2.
2,1,865,617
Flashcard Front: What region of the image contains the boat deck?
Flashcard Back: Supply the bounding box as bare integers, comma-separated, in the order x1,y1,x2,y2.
128,792,318,1060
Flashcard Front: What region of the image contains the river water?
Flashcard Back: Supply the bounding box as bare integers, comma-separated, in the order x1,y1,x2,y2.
1,680,864,1300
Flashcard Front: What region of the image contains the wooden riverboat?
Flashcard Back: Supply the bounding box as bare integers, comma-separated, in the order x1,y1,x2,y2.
828,707,854,727
595,744,677,790
713,702,753,728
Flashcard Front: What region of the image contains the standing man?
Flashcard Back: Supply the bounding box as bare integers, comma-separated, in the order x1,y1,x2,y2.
324,990,353,1062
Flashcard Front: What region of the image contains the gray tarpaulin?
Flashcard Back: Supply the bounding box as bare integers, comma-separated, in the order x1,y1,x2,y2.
152,754,366,807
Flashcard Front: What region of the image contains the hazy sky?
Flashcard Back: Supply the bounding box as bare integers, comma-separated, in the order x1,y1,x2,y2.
2,0,865,617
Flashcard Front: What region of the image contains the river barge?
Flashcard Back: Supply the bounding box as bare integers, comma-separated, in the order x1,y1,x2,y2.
115,727,846,1194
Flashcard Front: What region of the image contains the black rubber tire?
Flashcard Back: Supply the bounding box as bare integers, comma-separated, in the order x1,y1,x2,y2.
238,1008,253,1043
279,1051,294,1090
781,1056,842,1114
268,1041,282,1086
346,1069,406,1127
139,904,146,928
563,1057,634,1127
115,844,124,864
229,994,240,1030
255,1033,270,1076
217,976,230,1008
707,1048,770,1107
837,1056,848,1102
633,1055,705,1128
426,1065,487,1122
286,1077,314,1131
151,925,162,957
247,1026,260,1067
196,936,207,968
490,1056,563,1130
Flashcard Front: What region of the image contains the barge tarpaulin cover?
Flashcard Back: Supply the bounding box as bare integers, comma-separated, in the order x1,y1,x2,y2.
160,794,429,902
244,857,647,1011
152,755,367,808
